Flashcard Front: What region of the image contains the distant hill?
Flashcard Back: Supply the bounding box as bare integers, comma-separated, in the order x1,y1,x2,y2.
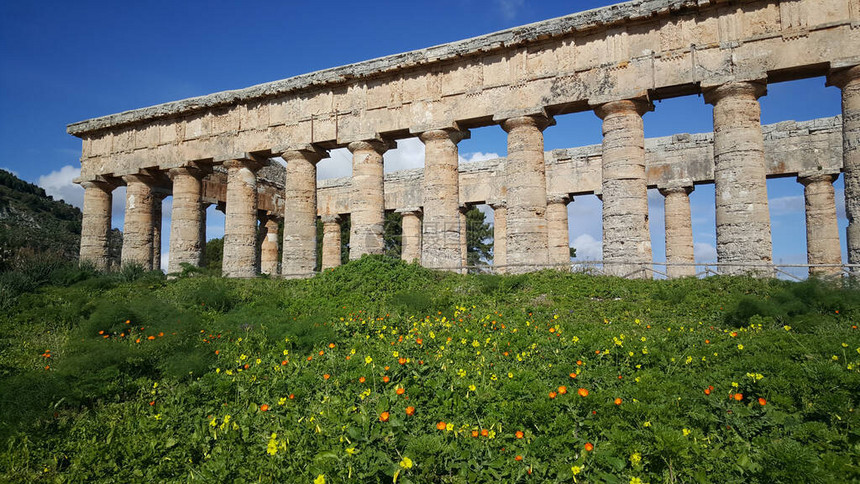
0,169,119,270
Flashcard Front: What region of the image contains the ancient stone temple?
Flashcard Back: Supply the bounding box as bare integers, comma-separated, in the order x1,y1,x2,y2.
69,0,858,278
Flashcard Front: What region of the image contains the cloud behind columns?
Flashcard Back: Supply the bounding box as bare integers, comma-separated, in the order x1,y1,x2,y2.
37,165,84,209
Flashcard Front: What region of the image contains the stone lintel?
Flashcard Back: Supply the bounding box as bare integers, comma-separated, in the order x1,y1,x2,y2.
826,64,860,88
487,199,506,209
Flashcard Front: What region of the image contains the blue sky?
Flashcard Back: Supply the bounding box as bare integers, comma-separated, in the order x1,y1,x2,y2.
0,0,847,274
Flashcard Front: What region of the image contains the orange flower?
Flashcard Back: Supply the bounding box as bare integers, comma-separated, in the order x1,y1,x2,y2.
584,442,594,452
149,401,155,406
359,376,366,383
328,343,335,348
243,364,249,369
733,393,743,401
578,388,589,397
549,391,557,399
307,356,313,361
405,406,415,416
260,404,270,412
158,332,164,337
569,372,577,378
704,388,711,395
147,336,155,340
323,374,330,380
215,350,220,355
384,366,390,371
103,335,109,339
416,338,423,345
595,350,600,354
382,376,390,383
515,455,523,461
515,430,524,439
379,411,390,422
437,421,447,430
318,350,324,356
396,387,405,395
471,430,479,438
558,386,567,395
576,360,583,366
135,338,141,343
281,360,287,365
398,357,407,365
289,394,295,399
614,398,622,405
481,429,488,437
98,330,104,335
758,397,767,406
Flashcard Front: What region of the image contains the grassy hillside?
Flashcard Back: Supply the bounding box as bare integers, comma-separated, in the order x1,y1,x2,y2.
0,257,858,483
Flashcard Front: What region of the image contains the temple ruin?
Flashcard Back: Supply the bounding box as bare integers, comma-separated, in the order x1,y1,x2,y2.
68,0,859,278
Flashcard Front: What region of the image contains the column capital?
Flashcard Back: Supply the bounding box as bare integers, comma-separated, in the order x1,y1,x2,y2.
122,173,157,185
278,144,328,163
168,166,206,180
396,207,423,216
826,65,860,89
798,172,838,186
79,178,116,191
592,97,653,119
703,80,767,105
658,179,694,196
499,113,554,133
223,158,264,172
417,128,470,144
488,199,506,209
321,214,341,225
547,194,571,205
347,139,395,155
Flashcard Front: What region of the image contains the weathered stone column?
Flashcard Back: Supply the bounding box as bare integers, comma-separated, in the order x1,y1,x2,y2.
281,147,325,278
594,99,652,278
418,129,468,270
547,195,571,270
704,81,772,275
799,173,842,277
398,208,422,263
348,140,390,259
79,180,114,270
490,201,507,274
321,214,342,270
659,183,696,278
222,159,260,278
200,202,211,265
500,114,552,273
167,167,204,273
121,174,155,269
260,215,280,276
828,66,860,270
151,191,167,272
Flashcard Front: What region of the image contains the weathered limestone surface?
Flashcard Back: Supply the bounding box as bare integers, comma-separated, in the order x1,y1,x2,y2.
281,148,323,277
260,216,280,275
491,202,507,273
705,81,772,275
799,174,842,276
546,195,570,269
222,159,259,278
79,180,113,269
501,115,551,272
459,207,468,271
121,175,155,269
659,183,695,278
595,99,652,278
168,167,204,273
348,141,389,259
321,214,342,270
399,209,422,263
151,193,164,271
419,129,465,270
829,66,860,268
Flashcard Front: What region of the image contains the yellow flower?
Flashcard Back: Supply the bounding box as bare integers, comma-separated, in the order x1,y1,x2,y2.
364,356,373,364
314,475,325,484
279,397,287,405
643,421,651,427
399,456,413,469
468,384,476,391
446,423,454,432
737,344,744,350
682,428,690,436
346,447,357,455
630,478,643,484
571,465,582,475
508,372,513,379
630,452,642,465
783,325,791,331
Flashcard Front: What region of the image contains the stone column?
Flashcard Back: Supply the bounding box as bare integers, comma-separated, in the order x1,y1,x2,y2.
200,202,211,265
79,180,114,270
500,114,552,273
799,173,842,277
547,195,571,270
151,191,166,272
418,129,468,270
260,215,280,276
594,99,652,278
167,167,204,273
222,159,260,278
490,202,507,274
659,183,696,278
321,214,342,270
398,208,422,263
827,66,860,270
348,140,389,259
704,81,772,275
459,206,469,271
121,174,155,269
281,147,325,278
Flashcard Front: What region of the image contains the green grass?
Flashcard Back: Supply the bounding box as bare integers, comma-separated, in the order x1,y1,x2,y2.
0,256,858,483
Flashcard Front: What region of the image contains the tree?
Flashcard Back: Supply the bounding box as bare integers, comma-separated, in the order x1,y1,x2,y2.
466,207,493,267
569,246,577,259
383,212,402,258
204,238,223,272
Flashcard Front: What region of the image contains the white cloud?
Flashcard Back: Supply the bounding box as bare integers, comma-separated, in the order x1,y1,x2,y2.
384,138,425,172
497,0,524,19
318,148,352,180
459,152,500,164
572,233,602,260
37,165,84,209
769,195,804,217
694,242,717,262
1,167,18,177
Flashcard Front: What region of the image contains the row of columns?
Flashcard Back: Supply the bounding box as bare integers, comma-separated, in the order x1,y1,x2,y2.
79,67,859,278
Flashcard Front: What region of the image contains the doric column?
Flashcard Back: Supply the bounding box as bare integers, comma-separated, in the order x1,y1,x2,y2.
704,81,772,275
200,202,211,265
281,147,326,278
121,174,155,269
594,99,652,278
500,114,552,273
168,167,205,273
398,208,422,263
348,140,390,259
222,159,260,278
321,214,342,270
260,215,280,276
79,180,114,270
151,191,166,272
547,194,571,270
659,183,696,278
490,201,507,274
459,206,469,271
418,129,468,270
827,66,860,270
799,173,842,277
